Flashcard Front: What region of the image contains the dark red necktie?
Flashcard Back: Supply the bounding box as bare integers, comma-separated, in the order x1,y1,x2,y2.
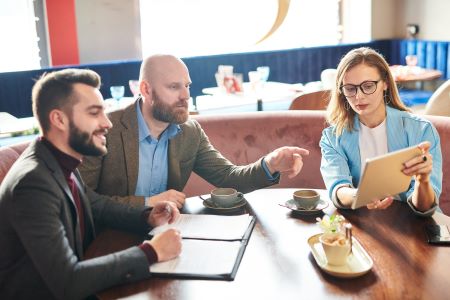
67,174,85,241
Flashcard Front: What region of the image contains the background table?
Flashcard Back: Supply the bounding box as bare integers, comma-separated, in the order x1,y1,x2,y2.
390,65,442,83
389,65,442,108
86,189,450,299
195,81,301,114
0,112,38,147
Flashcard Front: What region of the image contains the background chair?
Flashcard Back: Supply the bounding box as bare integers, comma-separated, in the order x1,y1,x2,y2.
320,68,337,90
289,90,331,110
423,80,450,116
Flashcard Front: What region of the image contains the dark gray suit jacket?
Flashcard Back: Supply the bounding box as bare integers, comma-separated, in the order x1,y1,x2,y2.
80,100,276,206
0,140,151,300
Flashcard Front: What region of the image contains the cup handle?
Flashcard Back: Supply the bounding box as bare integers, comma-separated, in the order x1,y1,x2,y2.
237,192,244,199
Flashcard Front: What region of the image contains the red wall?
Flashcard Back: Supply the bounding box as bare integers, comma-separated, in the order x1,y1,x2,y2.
45,0,79,66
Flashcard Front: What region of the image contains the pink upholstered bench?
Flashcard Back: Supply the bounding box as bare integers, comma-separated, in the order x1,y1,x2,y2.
185,111,450,215
1,111,449,215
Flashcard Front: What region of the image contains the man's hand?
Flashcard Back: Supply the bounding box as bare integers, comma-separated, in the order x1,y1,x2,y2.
147,229,182,262
265,146,310,179
147,201,179,227
147,189,186,208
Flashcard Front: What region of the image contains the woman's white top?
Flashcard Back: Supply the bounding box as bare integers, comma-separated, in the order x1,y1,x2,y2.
358,119,388,174
332,118,388,203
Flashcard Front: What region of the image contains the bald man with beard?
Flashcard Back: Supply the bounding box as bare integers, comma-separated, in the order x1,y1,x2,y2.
80,54,310,208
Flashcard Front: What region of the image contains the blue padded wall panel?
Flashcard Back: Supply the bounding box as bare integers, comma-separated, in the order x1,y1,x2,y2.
447,45,450,79
183,40,390,100
416,41,427,67
0,68,60,118
399,39,449,80
407,40,417,55
1,39,448,118
425,42,437,69
388,39,403,65
0,61,141,118
436,42,448,78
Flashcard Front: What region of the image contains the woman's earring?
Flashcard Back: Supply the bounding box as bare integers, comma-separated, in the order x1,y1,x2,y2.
384,90,391,105
344,101,350,111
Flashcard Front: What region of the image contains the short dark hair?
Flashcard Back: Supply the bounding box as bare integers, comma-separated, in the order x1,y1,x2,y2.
32,68,101,133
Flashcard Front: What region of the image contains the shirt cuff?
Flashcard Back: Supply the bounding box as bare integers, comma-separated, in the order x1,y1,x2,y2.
407,194,437,217
261,158,280,182
138,242,158,265
331,183,354,209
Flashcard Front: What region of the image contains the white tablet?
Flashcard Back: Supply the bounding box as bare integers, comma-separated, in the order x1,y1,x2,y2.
351,145,422,209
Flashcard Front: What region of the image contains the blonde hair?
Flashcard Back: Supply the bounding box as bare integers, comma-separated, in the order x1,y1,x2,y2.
326,47,409,136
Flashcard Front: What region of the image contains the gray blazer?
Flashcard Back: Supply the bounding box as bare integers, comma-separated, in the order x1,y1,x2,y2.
80,100,276,206
0,140,151,300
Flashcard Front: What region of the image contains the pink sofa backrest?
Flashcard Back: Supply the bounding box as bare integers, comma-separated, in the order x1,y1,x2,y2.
1,112,448,215
426,115,450,214
0,142,29,184
185,111,450,216
184,111,327,196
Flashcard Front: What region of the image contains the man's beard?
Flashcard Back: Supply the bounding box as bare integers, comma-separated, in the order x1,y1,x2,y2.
68,120,106,156
152,90,188,124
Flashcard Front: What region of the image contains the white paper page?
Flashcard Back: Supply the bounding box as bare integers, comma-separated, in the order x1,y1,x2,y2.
149,214,252,240
150,239,242,275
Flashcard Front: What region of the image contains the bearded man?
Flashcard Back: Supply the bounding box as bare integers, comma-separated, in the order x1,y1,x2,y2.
0,69,181,299
80,55,310,208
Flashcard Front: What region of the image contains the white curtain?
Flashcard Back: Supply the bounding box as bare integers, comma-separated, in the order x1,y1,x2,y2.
0,0,41,72
139,0,340,58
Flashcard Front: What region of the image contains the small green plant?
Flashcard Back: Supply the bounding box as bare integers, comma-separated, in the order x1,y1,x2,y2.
11,126,40,137
316,214,346,234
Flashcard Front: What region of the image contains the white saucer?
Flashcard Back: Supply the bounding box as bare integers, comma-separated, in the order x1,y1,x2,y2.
308,234,373,278
279,199,329,215
202,198,247,211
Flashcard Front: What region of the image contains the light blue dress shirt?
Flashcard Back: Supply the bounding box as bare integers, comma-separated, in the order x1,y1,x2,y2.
320,106,443,216
134,102,277,206
134,102,181,201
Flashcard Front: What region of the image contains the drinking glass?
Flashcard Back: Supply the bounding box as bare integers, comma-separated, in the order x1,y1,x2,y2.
405,55,418,67
128,80,140,97
248,71,261,92
257,66,270,83
110,86,125,101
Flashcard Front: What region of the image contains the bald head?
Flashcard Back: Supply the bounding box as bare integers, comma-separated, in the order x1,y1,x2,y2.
139,54,189,84
138,54,192,127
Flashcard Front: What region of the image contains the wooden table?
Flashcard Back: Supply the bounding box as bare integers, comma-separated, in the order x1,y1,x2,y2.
195,81,300,114
86,189,450,299
390,65,442,83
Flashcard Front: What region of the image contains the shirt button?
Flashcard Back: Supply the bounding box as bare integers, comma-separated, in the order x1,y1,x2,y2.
125,273,132,279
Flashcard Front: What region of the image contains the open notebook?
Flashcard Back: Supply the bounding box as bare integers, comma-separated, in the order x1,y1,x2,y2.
148,214,255,280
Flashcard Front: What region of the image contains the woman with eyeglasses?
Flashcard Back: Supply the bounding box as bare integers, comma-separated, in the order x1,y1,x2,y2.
320,47,442,216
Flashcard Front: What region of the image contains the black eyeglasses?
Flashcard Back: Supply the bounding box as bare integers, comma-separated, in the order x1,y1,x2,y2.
340,80,381,97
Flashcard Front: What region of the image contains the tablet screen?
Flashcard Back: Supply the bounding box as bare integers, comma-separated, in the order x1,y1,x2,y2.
351,145,422,209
